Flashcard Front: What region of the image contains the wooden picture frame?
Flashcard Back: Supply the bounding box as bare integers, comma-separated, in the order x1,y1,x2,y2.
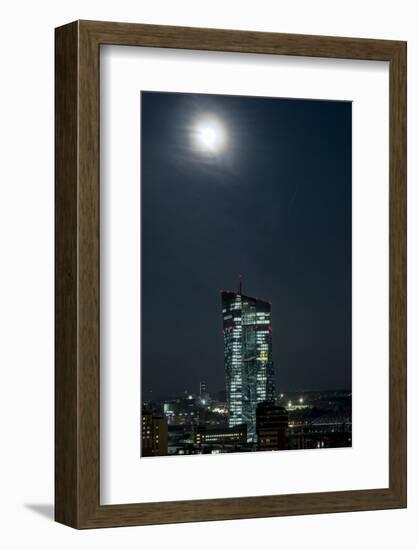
55,20,407,528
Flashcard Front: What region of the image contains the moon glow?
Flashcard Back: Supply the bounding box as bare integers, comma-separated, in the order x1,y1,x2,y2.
193,116,227,154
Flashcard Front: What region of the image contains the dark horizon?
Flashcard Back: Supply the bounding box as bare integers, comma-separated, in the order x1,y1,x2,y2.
143,386,352,403
141,91,352,400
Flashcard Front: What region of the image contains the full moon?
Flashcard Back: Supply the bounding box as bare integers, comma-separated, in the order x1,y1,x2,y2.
193,116,227,154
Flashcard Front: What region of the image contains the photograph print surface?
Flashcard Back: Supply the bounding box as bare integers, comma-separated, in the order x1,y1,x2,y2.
140,91,352,458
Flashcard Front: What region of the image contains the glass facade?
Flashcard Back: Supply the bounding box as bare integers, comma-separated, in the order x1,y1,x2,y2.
222,290,275,442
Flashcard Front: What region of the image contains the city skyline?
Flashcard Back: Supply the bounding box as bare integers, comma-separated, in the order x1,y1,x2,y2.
141,91,352,400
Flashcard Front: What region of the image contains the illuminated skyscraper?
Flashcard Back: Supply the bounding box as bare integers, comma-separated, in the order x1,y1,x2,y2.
199,381,207,398
221,280,275,442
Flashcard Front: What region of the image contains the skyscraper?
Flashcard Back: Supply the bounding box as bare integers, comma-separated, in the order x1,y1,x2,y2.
221,280,275,442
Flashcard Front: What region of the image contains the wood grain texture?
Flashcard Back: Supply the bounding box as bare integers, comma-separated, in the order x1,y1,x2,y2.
55,20,407,529
55,21,79,527
388,41,407,504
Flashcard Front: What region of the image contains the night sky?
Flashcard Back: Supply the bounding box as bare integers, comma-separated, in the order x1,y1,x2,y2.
141,91,352,400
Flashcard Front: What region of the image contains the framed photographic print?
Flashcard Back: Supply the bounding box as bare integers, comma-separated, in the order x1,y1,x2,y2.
55,20,406,528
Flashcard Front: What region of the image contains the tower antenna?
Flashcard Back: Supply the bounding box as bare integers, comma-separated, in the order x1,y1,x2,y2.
238,274,243,295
